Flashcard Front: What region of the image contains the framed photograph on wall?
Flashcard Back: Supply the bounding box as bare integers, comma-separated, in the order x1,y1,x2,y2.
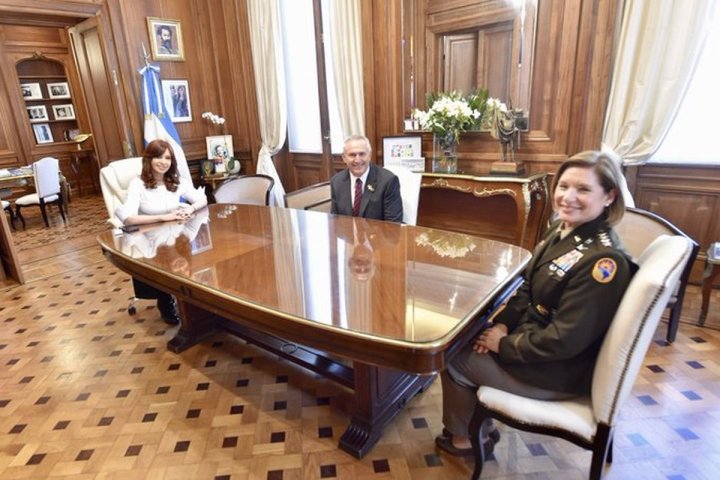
52,104,76,121
47,82,71,99
147,17,185,61
161,79,192,122
382,135,425,172
32,123,54,144
21,82,43,100
27,105,49,123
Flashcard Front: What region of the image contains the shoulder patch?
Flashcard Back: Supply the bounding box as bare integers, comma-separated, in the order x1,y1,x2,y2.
592,258,617,283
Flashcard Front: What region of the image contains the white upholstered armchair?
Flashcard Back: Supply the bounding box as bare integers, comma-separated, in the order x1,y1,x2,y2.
99,157,142,228
468,234,693,480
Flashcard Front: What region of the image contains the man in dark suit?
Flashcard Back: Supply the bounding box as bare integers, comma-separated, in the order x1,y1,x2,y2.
330,135,403,222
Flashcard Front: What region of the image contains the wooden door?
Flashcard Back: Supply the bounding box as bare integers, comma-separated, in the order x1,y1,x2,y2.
69,16,136,166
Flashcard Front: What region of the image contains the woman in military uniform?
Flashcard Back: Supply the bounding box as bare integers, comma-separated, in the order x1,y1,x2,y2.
436,151,635,457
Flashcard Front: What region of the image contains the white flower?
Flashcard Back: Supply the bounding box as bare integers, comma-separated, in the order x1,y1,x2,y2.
412,90,486,142
203,111,226,126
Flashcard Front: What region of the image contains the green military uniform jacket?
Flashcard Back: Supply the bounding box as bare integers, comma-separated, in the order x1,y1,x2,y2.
493,215,635,395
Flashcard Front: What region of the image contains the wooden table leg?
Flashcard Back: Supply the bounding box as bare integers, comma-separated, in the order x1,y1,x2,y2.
338,363,435,458
699,264,720,326
167,299,217,352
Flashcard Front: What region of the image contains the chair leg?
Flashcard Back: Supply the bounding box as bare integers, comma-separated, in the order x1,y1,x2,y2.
15,205,25,230
39,199,49,227
606,434,613,463
4,208,15,231
665,304,681,343
469,403,489,480
589,423,613,480
57,196,67,224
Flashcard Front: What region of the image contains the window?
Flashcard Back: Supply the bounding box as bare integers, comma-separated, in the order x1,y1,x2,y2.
650,8,720,164
279,0,344,155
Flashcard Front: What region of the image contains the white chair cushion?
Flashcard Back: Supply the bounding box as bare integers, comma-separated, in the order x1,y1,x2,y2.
478,386,596,442
16,193,58,206
1,200,9,209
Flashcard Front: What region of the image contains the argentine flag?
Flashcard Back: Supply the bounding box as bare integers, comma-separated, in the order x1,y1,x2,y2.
139,64,191,182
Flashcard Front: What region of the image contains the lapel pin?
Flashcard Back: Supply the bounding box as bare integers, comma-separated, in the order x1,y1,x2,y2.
367,184,375,192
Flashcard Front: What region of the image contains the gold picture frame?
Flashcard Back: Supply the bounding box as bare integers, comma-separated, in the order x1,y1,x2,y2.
147,17,185,61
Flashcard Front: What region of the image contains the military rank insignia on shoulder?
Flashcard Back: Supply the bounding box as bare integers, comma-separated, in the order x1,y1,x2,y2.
598,230,613,247
592,257,617,283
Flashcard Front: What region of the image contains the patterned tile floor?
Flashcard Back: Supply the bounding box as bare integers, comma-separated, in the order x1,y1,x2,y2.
9,195,109,253
1,195,719,479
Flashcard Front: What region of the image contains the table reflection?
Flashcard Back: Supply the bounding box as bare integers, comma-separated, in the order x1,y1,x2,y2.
101,204,530,345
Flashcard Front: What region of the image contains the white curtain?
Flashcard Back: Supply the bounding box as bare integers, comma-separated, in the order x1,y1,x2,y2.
247,0,287,206
601,0,717,205
327,0,365,137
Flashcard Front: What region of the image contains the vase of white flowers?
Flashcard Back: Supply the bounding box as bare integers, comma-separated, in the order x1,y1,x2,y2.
413,89,488,174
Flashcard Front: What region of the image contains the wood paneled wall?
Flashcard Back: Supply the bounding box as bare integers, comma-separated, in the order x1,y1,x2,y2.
0,0,716,283
0,0,623,191
102,0,260,171
0,0,261,177
387,0,622,177
629,164,720,278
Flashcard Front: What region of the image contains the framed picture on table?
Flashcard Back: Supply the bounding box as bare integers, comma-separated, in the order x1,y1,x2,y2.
206,135,233,161
147,17,185,61
382,135,425,172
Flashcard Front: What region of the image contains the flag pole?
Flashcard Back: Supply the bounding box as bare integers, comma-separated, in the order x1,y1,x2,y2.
141,42,151,68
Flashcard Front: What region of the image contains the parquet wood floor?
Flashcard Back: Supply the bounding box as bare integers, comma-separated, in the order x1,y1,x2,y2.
1,195,719,479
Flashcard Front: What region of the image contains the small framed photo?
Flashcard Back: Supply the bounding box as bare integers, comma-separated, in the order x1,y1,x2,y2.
382,135,424,172
206,135,233,161
21,82,43,100
47,82,71,99
27,105,49,123
52,104,76,121
32,123,54,144
147,17,185,61
161,79,192,122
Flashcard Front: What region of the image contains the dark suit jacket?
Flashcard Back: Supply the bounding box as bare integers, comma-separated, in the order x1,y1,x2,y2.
493,215,635,395
330,164,403,222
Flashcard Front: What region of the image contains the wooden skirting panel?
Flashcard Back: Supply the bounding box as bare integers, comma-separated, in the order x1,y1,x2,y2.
632,164,720,283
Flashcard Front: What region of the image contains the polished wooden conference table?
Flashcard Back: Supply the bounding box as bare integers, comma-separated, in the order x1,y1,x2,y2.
98,204,531,457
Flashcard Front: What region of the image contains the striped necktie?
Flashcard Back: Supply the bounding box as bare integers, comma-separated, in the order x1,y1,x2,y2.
352,178,362,216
